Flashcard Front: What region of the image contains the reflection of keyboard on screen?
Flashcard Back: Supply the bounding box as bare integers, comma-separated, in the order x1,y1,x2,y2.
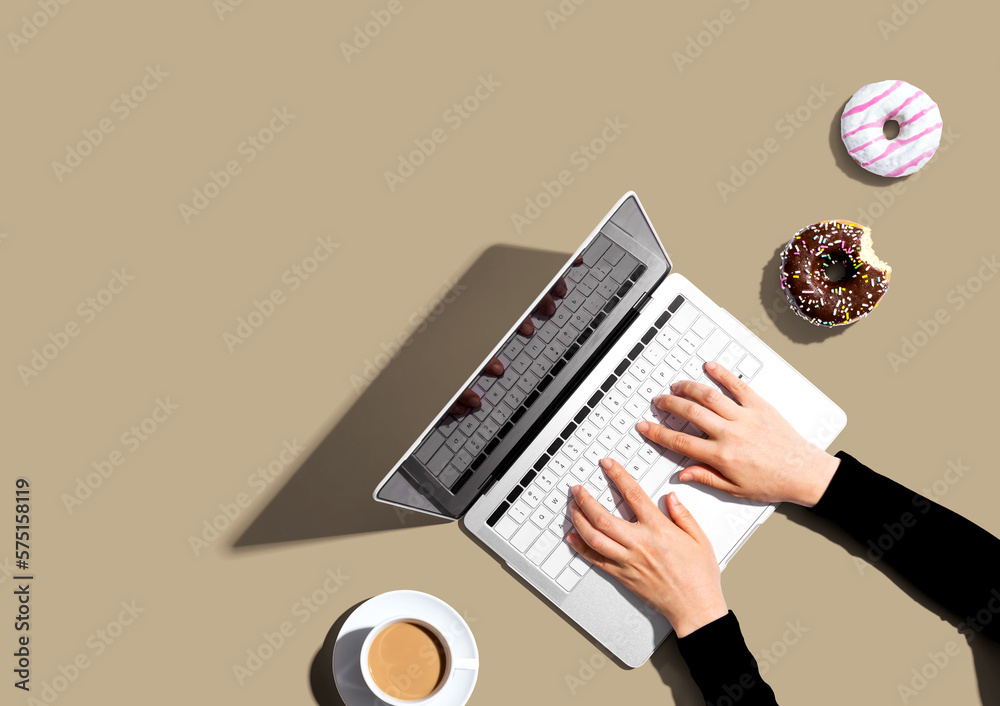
412,235,646,493
484,294,763,593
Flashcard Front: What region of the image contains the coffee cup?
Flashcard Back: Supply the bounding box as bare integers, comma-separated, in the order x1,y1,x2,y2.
359,615,478,704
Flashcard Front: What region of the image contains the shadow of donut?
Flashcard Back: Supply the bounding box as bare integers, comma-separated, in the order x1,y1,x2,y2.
758,243,849,345
829,97,914,189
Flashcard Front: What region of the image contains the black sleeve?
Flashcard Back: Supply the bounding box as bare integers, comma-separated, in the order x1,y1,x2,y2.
676,611,778,705
809,451,1000,642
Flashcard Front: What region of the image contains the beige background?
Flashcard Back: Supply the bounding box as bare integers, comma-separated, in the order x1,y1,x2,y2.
3,0,998,704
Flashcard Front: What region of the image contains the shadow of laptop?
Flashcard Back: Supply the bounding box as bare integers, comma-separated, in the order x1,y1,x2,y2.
232,244,570,547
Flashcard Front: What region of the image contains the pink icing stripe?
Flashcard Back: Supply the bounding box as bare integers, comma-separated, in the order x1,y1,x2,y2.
861,123,943,167
899,104,937,127
842,119,884,138
849,135,883,154
884,150,937,177
885,90,924,121
843,80,904,118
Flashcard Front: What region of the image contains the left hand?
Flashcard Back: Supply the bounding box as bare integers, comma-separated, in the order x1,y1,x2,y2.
567,457,728,637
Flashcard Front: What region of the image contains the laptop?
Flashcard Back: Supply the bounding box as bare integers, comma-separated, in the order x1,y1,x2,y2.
373,192,846,667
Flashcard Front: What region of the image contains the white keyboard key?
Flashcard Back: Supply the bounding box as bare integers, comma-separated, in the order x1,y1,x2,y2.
511,522,540,552
524,338,546,359
724,341,746,361
624,395,647,418
655,327,678,349
556,327,577,347
548,453,570,475
550,513,573,536
665,349,686,370
717,347,741,370
557,567,583,591
737,354,761,378
698,328,731,363
691,315,714,339
526,531,560,565
651,362,673,386
584,480,603,496
522,484,544,508
575,421,600,445
569,554,590,574
664,413,685,431
598,427,621,450
639,466,668,499
611,411,633,433
542,539,577,578
641,342,666,365
683,357,704,380
616,435,640,458
628,358,652,380
588,405,610,426
637,378,659,400
679,332,701,355
494,515,519,540
569,459,592,481
508,500,530,524
669,302,699,332
602,389,626,413
535,469,557,492
683,421,707,438
598,488,616,511
562,438,585,459
544,489,570,512
625,457,648,480
638,444,659,464
584,442,607,464
555,475,576,495
615,373,640,397
530,504,554,528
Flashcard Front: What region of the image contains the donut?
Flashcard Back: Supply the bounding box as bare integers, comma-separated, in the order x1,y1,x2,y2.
841,80,943,177
779,220,891,327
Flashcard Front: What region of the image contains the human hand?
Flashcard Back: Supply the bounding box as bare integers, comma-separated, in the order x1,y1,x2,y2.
566,458,728,637
636,362,840,507
449,276,568,415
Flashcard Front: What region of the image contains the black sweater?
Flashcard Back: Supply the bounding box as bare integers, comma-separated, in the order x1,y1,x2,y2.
676,451,1000,704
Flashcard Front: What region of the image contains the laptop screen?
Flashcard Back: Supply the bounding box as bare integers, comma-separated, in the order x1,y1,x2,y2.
374,194,669,519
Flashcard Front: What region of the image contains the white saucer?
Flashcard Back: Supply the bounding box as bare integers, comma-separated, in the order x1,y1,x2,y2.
333,590,478,706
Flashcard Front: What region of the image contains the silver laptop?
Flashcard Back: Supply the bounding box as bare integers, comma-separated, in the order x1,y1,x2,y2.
373,192,846,667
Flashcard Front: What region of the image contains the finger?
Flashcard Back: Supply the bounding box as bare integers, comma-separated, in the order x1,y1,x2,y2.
518,317,535,336
535,293,556,317
566,533,616,573
484,358,504,376
598,457,658,524
448,389,481,415
665,492,710,545
650,392,725,437
636,420,714,464
550,277,568,299
665,377,740,421
704,361,756,407
677,464,743,497
567,494,629,562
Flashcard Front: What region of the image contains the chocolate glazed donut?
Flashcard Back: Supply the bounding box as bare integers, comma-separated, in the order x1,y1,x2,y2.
780,220,891,327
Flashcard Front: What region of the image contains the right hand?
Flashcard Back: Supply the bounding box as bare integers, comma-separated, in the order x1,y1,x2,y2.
636,362,840,507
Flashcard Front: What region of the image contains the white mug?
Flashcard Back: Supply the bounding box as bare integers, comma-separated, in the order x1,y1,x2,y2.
359,616,478,705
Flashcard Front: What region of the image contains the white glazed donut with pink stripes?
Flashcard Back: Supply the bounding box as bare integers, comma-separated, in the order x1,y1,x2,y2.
841,80,943,178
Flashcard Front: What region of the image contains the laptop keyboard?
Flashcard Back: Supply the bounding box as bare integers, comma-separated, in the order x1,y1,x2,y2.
413,235,645,493
485,294,762,592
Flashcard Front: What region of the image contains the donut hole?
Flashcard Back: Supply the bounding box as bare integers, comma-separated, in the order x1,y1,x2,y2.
883,120,900,140
825,262,849,282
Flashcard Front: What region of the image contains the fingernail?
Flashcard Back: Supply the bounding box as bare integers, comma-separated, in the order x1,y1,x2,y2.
668,492,679,504
571,485,581,496
671,381,681,392
705,361,717,371
652,395,663,404
679,472,693,482
636,421,649,433
600,458,613,469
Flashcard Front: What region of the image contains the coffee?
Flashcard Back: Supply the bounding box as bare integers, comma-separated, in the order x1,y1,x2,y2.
367,621,447,700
